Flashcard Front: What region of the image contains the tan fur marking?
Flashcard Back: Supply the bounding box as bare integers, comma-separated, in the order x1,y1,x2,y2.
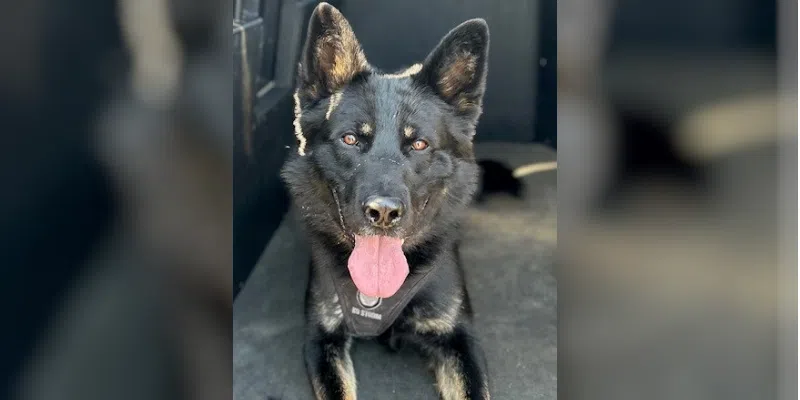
456,97,478,113
316,296,343,332
360,123,372,135
326,91,343,120
435,356,468,400
333,354,357,400
311,377,327,400
438,52,477,100
403,126,415,138
293,91,307,156
384,63,422,78
314,5,368,90
412,295,462,334
414,317,455,335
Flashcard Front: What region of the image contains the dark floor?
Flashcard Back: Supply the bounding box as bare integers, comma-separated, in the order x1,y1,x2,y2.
233,143,557,400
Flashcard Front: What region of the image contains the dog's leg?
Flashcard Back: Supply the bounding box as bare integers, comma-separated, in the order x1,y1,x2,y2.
419,325,490,400
304,328,357,400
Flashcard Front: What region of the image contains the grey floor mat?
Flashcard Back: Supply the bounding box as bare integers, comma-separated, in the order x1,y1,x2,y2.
234,143,556,399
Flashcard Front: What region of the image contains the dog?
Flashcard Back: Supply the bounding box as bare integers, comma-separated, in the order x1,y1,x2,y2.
281,3,490,399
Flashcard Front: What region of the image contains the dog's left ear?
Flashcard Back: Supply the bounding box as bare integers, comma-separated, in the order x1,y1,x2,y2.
416,19,489,122
297,2,368,104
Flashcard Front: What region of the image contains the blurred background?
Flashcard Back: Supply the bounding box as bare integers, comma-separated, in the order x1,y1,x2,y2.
0,0,231,399
559,0,796,399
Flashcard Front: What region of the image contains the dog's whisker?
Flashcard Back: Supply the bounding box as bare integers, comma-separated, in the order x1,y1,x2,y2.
377,157,402,167
419,196,431,213
330,187,353,242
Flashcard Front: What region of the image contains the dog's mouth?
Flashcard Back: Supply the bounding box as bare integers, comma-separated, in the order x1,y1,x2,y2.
347,235,409,298
331,191,409,299
330,188,431,298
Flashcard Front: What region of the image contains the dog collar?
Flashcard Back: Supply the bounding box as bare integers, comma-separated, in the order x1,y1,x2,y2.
329,265,435,337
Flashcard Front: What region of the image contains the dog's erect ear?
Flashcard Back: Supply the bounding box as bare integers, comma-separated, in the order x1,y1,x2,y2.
297,2,368,103
416,19,489,121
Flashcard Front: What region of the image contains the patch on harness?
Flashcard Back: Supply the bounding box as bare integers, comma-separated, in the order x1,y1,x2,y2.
351,307,382,320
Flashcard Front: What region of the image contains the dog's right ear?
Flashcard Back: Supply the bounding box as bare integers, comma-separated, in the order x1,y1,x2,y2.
296,2,368,104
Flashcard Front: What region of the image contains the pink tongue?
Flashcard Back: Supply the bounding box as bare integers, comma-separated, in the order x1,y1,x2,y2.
347,235,409,298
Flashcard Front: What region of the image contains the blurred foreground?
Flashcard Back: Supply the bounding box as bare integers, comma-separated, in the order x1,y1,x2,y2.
559,0,796,398
0,0,231,399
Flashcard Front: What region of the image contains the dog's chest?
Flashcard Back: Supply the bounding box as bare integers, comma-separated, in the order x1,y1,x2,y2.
319,268,436,337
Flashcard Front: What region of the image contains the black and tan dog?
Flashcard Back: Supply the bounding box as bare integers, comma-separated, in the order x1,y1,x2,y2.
281,3,490,399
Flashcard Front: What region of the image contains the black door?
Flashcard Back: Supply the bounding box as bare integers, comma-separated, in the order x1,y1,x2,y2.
233,0,323,298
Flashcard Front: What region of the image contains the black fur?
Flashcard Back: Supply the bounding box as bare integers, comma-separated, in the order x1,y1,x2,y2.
281,3,490,398
476,159,524,202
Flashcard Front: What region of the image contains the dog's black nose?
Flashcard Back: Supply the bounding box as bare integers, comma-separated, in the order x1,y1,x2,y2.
363,196,404,228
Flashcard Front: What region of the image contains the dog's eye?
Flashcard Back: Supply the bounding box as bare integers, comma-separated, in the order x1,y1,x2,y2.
342,133,358,146
411,139,429,151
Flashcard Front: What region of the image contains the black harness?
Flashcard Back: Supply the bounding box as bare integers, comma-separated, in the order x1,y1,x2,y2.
327,264,435,337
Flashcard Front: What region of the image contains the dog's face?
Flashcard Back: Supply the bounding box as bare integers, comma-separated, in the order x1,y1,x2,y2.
282,3,488,297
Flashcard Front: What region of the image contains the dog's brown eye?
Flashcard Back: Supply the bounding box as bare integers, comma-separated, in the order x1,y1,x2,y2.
411,139,429,151
342,133,358,146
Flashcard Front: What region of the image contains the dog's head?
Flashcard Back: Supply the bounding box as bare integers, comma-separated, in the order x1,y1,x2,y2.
282,3,488,297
